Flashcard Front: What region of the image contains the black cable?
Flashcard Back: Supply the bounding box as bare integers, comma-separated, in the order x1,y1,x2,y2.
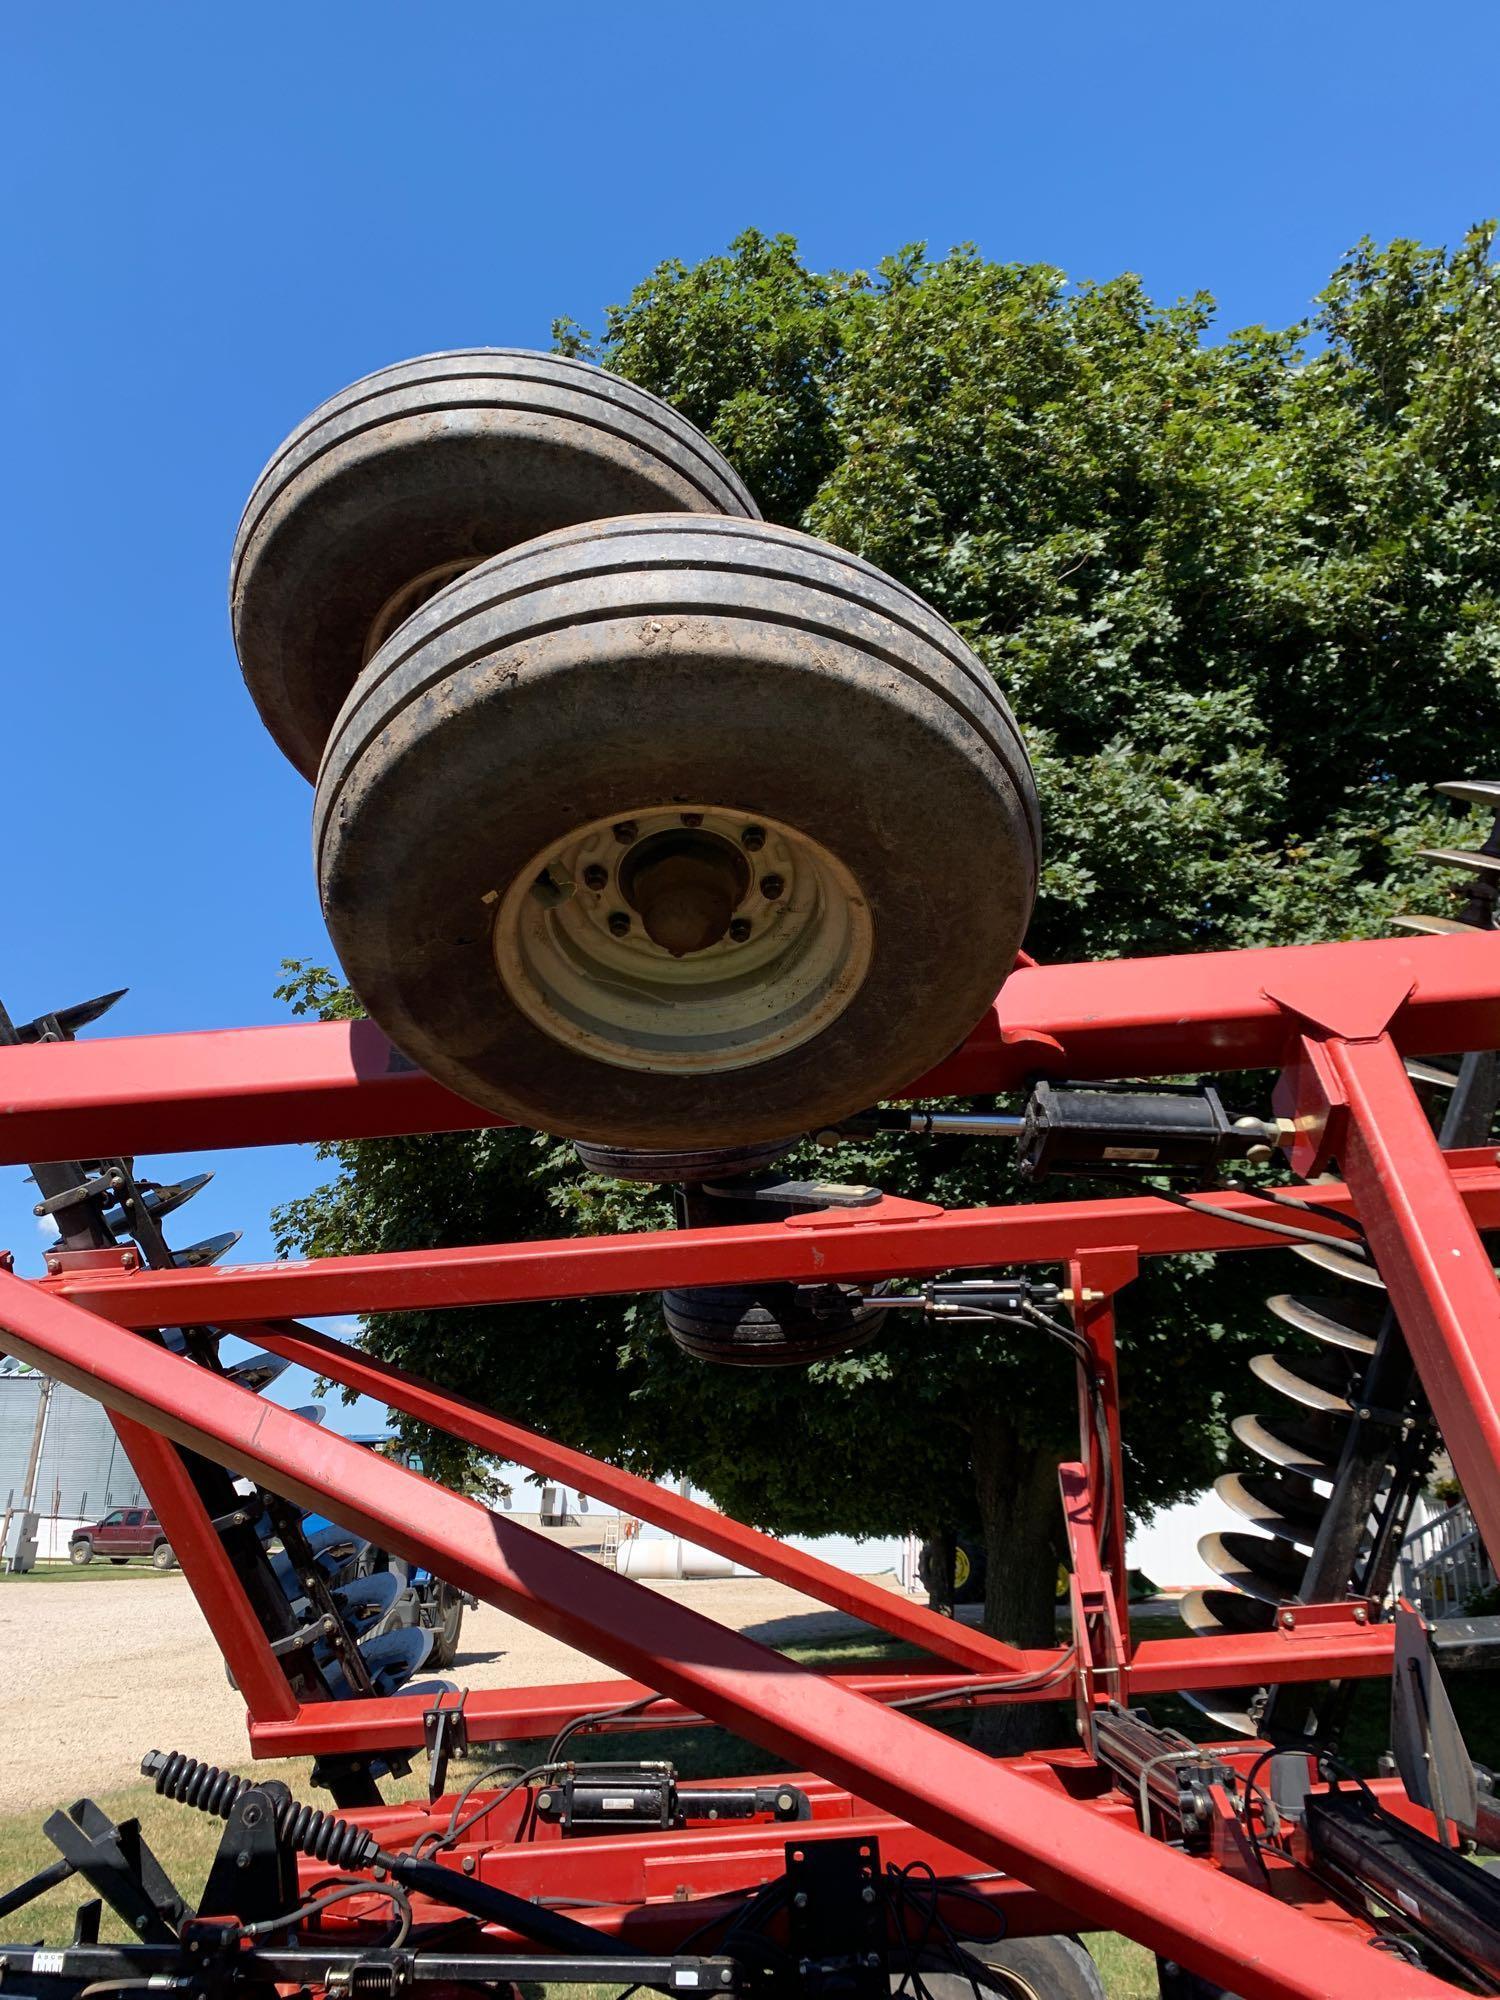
547,1694,668,1765
430,1763,554,1852
1248,1183,1372,1243
238,1877,412,1946
1144,1181,1373,1254
890,1651,1077,1713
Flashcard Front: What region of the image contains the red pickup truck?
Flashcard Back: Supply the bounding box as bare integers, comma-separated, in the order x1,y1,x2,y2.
69,1507,176,1569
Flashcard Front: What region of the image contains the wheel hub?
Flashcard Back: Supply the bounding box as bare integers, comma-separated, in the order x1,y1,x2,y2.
492,804,873,1075
618,830,751,957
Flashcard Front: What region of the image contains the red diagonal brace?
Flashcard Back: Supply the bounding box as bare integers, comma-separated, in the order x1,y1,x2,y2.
0,1271,1449,1999
1327,1031,1500,1568
241,1316,1030,1677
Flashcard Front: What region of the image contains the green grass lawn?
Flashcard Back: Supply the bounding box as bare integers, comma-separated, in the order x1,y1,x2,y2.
0,1750,1158,1994
12,1610,1491,1999
0,1561,178,1583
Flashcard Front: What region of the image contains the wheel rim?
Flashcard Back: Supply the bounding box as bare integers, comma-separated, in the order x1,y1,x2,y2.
493,805,873,1074
362,558,479,664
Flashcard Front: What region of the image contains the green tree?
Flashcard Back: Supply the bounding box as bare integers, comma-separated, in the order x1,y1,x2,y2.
276,226,1499,1741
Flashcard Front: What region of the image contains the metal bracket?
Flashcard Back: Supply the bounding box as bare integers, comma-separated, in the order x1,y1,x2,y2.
42,1798,187,1943
1273,1600,1377,1638
784,1834,885,2000
197,1783,299,1923
41,1245,140,1277
424,1689,469,1803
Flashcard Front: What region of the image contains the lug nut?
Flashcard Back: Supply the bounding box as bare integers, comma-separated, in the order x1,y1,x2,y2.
612,821,639,844
680,811,704,827
760,873,785,900
741,825,766,852
729,918,752,942
607,911,631,937
582,864,609,891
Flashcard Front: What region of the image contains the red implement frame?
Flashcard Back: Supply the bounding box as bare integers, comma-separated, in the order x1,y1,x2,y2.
2,925,1499,2000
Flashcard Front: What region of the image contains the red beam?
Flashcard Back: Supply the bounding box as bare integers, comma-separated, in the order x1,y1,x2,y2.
37,1154,1500,1326
0,1273,1449,2000
1332,1030,1500,1570
245,1608,1403,1761
246,1670,1065,1758
240,1316,1029,1676
110,1415,298,1721
2,931,1497,1165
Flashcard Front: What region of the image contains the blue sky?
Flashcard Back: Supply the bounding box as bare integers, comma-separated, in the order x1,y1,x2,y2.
1,4,1494,1424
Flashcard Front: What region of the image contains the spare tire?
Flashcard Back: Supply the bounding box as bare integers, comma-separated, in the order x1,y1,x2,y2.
663,1282,888,1367
232,349,759,777
315,514,1039,1147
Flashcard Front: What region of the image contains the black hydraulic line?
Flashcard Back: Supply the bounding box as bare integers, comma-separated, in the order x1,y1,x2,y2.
142,1753,630,1960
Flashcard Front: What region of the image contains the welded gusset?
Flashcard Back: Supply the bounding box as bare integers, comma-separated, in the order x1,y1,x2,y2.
2,928,1498,1165
0,1271,1455,1999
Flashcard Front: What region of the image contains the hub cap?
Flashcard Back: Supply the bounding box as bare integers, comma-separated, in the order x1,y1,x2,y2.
492,805,873,1074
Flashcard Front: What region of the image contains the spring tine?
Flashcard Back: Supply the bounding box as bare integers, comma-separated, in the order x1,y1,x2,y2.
172,1229,243,1268
1264,1292,1381,1355
1215,1469,1326,1546
1406,1058,1461,1090
1232,1410,1345,1480
1290,1239,1387,1288
1249,1351,1356,1415
1199,1530,1308,1603
225,1354,291,1393
1434,779,1500,809
1416,846,1500,875
1390,913,1473,936
142,1170,215,1216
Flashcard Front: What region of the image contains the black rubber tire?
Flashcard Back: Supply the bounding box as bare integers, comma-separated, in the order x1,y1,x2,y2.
69,1540,92,1566
151,1541,176,1571
663,1281,888,1367
426,1584,466,1671
574,1138,798,1183
315,515,1039,1147
232,349,760,778
902,1937,1105,2000
917,1533,987,1608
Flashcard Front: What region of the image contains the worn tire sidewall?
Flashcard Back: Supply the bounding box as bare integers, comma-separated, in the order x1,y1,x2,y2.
316,621,1034,1145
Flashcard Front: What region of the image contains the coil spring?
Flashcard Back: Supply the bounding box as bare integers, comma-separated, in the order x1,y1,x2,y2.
141,1749,379,1871
343,1964,400,1998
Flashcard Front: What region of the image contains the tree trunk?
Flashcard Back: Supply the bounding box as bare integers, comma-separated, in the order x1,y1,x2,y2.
968,1406,1068,1755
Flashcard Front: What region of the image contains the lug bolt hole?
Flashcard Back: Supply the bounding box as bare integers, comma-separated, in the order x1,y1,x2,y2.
729,918,752,942
741,826,766,852
607,911,631,937
582,864,609,891
612,821,639,844
760,873,785,900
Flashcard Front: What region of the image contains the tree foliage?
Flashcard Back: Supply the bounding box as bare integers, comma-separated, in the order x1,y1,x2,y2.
277,225,1500,1656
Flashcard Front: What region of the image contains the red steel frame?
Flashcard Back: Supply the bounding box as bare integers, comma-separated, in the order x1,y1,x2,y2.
3,926,1500,1999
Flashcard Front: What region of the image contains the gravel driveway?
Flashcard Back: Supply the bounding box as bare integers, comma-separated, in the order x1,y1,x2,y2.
4,1568,906,1810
